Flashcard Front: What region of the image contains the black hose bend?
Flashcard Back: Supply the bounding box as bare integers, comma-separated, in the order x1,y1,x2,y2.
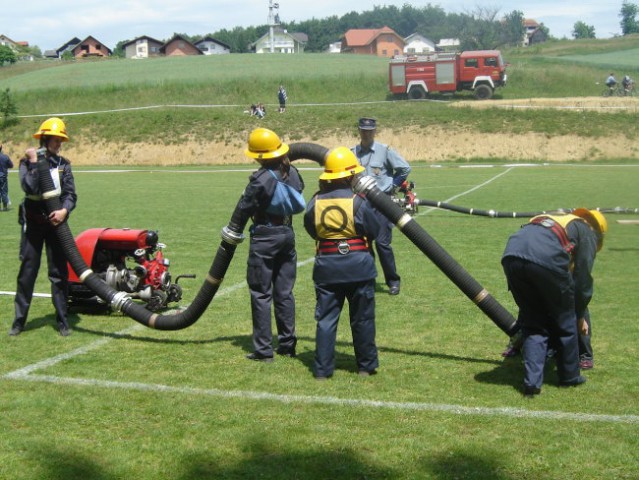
36,142,328,330
353,175,519,336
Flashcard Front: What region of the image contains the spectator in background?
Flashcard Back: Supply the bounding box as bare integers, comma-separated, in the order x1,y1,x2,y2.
605,73,617,93
278,85,287,113
0,142,14,211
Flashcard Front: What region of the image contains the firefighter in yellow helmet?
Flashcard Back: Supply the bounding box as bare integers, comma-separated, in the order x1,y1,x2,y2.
303,147,384,379
239,128,305,361
501,208,607,396
9,118,77,337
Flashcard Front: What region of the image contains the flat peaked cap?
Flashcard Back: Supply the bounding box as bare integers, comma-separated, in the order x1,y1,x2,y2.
358,117,377,130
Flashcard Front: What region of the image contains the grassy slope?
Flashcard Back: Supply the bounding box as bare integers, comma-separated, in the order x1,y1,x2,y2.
0,36,638,152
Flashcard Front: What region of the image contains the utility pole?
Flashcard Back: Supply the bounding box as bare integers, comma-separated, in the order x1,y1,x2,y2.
268,0,281,53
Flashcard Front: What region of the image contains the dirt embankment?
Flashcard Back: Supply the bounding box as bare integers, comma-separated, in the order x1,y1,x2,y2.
13,97,639,166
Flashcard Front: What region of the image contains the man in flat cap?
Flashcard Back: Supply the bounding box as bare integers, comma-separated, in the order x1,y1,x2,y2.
351,117,411,295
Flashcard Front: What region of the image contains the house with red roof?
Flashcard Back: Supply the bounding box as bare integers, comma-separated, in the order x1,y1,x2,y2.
340,26,404,58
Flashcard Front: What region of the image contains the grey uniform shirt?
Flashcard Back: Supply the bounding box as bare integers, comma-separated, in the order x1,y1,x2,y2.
352,141,411,193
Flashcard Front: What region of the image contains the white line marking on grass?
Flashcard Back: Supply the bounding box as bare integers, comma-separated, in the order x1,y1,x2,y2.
4,168,637,426
417,167,515,217
7,373,639,424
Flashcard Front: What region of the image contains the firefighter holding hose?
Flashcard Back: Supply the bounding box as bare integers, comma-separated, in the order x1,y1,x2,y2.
9,117,77,337
501,208,607,396
304,147,383,379
239,128,306,362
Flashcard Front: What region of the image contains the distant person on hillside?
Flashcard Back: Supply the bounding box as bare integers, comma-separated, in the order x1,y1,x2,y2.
278,85,287,113
605,73,617,94
622,74,634,94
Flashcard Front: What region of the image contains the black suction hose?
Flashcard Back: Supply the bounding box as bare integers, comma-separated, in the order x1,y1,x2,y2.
40,141,517,336
36,143,328,330
415,200,639,218
353,176,519,336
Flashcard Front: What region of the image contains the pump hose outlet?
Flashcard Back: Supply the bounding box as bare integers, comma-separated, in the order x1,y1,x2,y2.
36,142,329,330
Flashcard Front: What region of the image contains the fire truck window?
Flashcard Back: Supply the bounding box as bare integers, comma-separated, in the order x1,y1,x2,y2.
485,57,497,66
465,59,478,68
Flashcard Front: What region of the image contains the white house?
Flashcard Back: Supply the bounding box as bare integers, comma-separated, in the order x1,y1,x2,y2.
251,28,307,54
327,41,342,53
437,38,460,52
195,37,231,55
403,33,436,54
122,36,163,59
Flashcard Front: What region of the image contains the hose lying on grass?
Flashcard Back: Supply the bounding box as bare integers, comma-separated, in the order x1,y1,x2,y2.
37,142,517,336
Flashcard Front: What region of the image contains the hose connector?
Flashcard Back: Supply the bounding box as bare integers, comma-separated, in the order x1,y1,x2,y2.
111,291,131,312
352,175,377,195
221,226,245,245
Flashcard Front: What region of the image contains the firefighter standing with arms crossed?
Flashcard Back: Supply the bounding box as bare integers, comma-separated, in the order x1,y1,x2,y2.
238,128,305,362
304,147,383,379
9,118,77,337
501,208,607,396
352,117,410,295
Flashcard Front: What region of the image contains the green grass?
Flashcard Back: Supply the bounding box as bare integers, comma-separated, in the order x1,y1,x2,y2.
1,37,639,478
1,163,639,479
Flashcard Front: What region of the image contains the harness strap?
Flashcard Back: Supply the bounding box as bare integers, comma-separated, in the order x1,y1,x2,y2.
530,216,574,253
317,238,369,255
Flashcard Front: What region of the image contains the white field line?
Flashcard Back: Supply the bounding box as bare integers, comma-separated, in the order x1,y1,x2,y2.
416,166,515,217
16,98,639,119
8,373,639,424
3,167,639,424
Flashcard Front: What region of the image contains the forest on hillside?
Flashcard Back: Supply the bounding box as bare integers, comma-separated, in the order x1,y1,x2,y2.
164,5,533,54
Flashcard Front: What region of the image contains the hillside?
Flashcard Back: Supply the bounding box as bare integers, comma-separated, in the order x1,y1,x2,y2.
1,37,638,164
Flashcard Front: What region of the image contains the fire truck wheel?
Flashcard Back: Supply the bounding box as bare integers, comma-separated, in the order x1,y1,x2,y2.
408,86,427,100
474,84,493,100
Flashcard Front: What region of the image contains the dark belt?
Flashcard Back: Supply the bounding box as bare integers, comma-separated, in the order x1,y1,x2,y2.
25,208,50,225
318,238,369,255
254,214,291,226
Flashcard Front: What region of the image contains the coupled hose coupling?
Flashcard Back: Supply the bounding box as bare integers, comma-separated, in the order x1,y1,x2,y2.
221,226,245,245
352,175,377,195
110,291,132,313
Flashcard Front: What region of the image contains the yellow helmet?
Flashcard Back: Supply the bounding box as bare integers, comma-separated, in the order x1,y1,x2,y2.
573,208,608,251
244,128,289,161
320,147,365,180
33,117,69,141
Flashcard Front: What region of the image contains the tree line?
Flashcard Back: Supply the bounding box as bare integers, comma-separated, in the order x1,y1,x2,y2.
3,1,639,62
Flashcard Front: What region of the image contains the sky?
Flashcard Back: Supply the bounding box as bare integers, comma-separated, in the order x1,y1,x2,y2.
4,1,625,52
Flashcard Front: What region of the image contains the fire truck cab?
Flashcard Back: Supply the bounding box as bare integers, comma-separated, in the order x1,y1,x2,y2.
389,50,507,100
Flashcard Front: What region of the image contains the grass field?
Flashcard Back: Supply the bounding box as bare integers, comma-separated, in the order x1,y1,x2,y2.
1,162,638,479
1,36,639,479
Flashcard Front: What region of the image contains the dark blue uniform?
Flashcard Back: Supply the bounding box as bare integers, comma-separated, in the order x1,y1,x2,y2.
237,163,304,358
0,148,13,210
12,154,77,333
304,186,383,378
352,141,410,292
502,215,597,390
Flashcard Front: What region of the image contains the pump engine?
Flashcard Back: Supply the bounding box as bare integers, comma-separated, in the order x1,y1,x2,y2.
67,228,194,312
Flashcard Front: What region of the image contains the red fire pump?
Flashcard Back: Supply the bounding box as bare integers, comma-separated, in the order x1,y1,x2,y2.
68,228,194,312
391,180,420,215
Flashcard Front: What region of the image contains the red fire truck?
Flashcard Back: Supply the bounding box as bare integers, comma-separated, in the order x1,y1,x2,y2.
388,50,508,100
